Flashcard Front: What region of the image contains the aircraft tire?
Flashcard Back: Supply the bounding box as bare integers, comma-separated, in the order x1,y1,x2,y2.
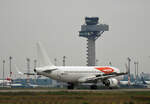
90,85,97,89
67,83,74,89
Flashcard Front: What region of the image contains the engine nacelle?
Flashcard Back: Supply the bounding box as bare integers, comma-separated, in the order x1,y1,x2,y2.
103,78,119,88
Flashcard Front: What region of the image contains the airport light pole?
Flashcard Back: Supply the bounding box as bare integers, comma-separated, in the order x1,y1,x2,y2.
136,61,139,80
9,56,12,78
34,59,37,69
127,57,131,86
134,61,137,83
26,58,30,84
3,60,5,88
9,56,12,87
63,56,66,66
127,57,131,75
62,56,67,88
134,61,137,82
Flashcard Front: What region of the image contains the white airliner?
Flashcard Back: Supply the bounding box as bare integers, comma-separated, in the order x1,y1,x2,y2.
34,42,128,89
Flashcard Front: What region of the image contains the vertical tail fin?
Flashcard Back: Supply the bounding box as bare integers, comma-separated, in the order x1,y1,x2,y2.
14,64,24,75
125,63,130,85
37,42,55,67
141,75,147,84
125,63,129,74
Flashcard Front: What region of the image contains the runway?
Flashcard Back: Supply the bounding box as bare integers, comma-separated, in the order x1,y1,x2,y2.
0,88,150,92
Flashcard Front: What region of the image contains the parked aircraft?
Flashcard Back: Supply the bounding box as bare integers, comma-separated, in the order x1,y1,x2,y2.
0,78,11,86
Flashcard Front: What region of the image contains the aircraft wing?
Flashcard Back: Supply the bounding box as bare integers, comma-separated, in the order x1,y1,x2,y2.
95,72,127,80
24,72,42,75
78,72,128,83
24,73,36,75
24,68,57,75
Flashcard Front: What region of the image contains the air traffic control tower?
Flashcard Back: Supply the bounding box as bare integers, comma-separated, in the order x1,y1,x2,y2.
79,17,109,66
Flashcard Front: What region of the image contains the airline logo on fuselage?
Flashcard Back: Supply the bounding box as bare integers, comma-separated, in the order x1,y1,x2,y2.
95,67,114,74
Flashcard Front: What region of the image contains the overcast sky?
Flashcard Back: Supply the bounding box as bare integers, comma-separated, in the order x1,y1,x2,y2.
0,0,150,78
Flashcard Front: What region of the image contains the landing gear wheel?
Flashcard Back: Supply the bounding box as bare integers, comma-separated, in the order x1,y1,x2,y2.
90,85,97,89
109,87,113,89
67,83,74,89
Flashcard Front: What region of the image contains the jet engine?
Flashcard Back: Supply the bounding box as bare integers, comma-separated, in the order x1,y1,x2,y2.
103,78,118,88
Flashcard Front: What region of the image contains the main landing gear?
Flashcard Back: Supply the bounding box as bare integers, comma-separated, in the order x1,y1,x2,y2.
90,85,97,89
67,83,74,89
67,83,98,90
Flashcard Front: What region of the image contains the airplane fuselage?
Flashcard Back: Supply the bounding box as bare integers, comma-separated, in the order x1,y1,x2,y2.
36,66,120,83
34,42,127,89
